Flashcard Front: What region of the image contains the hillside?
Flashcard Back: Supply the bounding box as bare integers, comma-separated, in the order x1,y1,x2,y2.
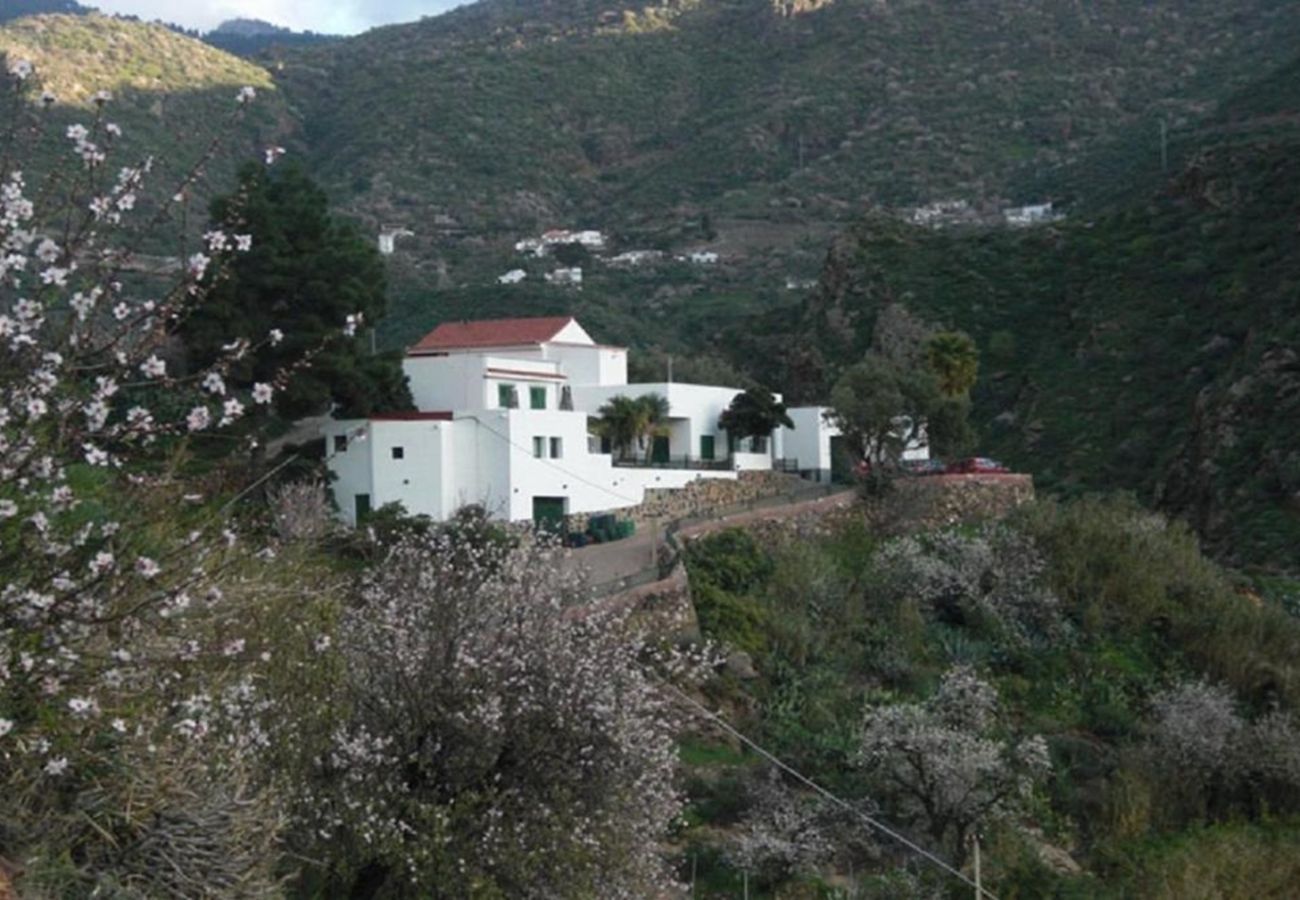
0,14,292,238
279,0,1300,233
205,19,340,57
760,57,1300,567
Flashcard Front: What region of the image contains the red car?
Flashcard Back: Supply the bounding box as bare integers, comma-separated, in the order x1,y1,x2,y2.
949,457,1010,474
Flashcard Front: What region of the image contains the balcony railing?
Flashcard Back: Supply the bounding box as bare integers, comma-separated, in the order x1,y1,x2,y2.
610,454,735,471
608,455,802,472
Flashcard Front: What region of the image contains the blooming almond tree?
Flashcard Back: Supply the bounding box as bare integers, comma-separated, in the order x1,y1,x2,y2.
0,60,352,894
282,516,699,898
859,667,1051,864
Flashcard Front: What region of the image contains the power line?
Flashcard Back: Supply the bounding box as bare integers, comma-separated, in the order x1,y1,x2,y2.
661,681,999,900
455,413,667,509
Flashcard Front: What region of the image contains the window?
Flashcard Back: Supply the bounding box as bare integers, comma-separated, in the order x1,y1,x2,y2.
391,446,405,460
550,437,563,459
498,383,519,409
530,386,547,410
533,436,545,458
333,434,348,453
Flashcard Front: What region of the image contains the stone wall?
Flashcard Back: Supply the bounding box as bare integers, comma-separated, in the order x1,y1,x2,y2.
568,563,700,640
860,473,1036,535
621,470,823,532
676,474,1036,548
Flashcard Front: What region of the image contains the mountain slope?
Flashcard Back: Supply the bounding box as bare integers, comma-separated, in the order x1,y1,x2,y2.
0,15,291,236
770,57,1300,567
277,0,1300,235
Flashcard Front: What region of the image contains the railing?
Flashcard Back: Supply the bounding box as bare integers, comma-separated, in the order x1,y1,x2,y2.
607,454,803,472
611,455,734,471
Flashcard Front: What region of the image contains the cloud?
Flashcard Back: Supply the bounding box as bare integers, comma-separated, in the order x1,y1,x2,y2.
87,0,467,35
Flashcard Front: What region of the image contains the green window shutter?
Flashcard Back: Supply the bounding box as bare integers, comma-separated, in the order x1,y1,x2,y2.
530,386,547,409
498,383,518,408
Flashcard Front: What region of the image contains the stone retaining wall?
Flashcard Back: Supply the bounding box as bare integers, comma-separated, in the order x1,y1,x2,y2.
861,473,1036,535
585,473,1035,637
570,470,819,534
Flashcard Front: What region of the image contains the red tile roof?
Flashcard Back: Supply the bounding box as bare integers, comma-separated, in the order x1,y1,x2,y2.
408,316,576,354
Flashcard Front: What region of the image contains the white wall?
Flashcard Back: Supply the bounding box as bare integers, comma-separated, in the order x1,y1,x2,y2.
731,452,773,472
542,343,628,387
323,419,374,525
570,382,746,462
403,355,496,411
368,421,454,521
781,406,841,475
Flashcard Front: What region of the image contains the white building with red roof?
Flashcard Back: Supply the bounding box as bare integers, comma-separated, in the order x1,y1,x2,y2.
324,316,842,527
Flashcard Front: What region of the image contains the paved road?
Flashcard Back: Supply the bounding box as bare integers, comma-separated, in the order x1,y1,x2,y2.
565,526,662,588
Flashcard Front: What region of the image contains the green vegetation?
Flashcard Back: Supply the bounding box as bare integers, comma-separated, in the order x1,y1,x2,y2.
679,496,1300,896
758,63,1300,566
0,14,286,228
183,162,412,419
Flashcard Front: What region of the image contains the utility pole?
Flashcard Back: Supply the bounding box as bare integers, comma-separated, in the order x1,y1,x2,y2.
973,833,982,899
667,354,674,384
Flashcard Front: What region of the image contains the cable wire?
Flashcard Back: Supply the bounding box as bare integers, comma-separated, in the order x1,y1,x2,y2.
661,680,998,900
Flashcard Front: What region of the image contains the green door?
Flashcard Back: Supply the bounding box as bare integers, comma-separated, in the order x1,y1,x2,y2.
700,434,716,461
354,493,372,522
532,497,567,533
651,435,670,464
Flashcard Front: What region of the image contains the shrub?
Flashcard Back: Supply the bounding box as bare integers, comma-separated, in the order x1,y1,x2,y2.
284,528,696,897
859,667,1051,863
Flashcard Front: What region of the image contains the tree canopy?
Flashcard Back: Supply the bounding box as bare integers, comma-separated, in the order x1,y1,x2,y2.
180,161,411,420
718,388,794,445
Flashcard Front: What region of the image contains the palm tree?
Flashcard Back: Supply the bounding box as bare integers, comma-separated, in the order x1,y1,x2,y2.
635,393,671,462
595,395,643,460
926,331,979,398
595,393,670,461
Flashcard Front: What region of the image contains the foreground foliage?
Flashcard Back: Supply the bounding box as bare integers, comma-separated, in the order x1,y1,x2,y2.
681,495,1300,896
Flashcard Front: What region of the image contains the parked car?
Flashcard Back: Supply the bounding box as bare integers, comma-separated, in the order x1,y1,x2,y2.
901,458,947,476
949,456,1010,474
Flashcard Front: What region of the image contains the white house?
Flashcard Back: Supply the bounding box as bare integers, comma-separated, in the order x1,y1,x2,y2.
497,269,527,285
544,267,583,287
1003,202,1060,227
323,316,844,527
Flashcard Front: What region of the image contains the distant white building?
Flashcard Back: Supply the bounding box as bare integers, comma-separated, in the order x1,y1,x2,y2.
608,250,665,267
1003,202,1061,227
683,251,719,264
378,227,414,256
323,316,847,526
515,229,608,257
544,267,583,287
498,269,527,285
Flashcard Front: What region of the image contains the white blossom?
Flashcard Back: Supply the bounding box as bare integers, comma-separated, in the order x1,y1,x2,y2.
139,355,166,379
186,406,212,432
251,383,274,405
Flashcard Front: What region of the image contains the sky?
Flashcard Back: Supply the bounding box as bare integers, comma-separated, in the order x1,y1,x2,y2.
87,0,468,35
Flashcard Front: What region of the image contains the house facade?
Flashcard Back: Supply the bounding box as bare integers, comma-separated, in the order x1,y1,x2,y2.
324,316,848,526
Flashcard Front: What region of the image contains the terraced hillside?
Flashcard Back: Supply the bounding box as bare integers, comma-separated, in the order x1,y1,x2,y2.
761,57,1300,566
